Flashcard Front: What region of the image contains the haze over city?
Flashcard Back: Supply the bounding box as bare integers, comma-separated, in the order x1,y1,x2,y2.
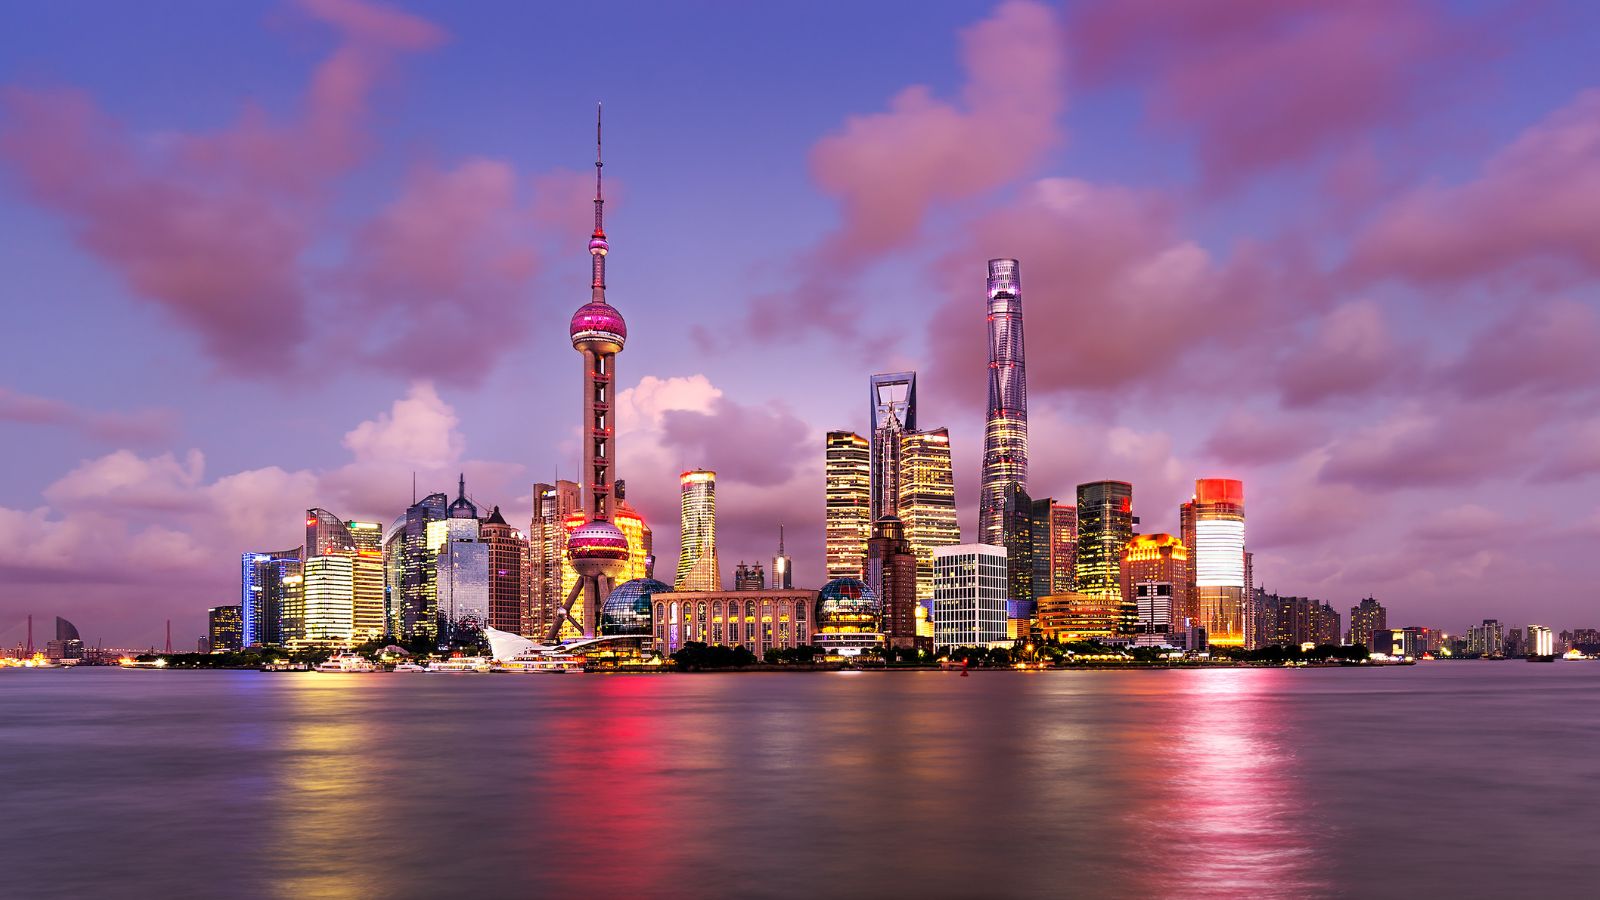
4,0,1599,647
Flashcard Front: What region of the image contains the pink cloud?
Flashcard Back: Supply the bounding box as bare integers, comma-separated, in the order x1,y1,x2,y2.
1200,410,1327,467
659,397,812,488
336,159,541,382
1068,0,1474,185
1446,297,1600,397
0,386,175,444
0,0,444,374
746,0,1065,338
1276,300,1412,407
1318,400,1539,488
1350,89,1600,285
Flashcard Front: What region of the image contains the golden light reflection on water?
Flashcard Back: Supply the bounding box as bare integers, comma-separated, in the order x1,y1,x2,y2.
268,676,390,900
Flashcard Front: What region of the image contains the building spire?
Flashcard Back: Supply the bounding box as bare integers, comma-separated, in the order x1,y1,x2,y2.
458,472,466,501
589,102,609,303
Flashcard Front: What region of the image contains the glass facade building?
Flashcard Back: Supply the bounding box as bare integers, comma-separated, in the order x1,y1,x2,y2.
302,554,354,645
979,259,1028,547
241,547,302,647
932,544,1009,649
898,427,959,601
824,431,871,579
674,469,721,591
528,480,582,639
208,605,243,652
1074,481,1134,621
869,371,916,522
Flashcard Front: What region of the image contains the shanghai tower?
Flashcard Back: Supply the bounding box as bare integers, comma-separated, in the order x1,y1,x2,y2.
979,258,1027,547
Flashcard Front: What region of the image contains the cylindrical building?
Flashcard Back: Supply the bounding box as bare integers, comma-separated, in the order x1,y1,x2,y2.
979,259,1028,547
674,470,721,591
1191,478,1246,647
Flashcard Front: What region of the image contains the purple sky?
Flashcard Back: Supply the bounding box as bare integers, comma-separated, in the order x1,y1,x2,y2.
3,0,1599,648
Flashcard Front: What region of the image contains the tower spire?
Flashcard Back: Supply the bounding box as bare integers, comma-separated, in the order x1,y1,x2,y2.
589,102,609,302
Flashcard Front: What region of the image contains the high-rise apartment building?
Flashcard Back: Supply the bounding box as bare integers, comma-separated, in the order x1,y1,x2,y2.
825,431,871,579
898,427,959,601
869,372,915,522
1252,589,1340,648
932,544,1009,649
979,259,1028,546
1120,533,1190,633
1348,597,1388,649
1191,478,1247,647
1467,619,1505,658
1075,481,1134,621
527,480,581,639
675,469,721,591
208,605,243,652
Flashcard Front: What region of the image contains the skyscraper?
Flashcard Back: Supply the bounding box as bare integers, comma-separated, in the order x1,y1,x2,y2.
898,426,959,601
302,554,354,645
527,480,581,639
347,520,385,643
1075,481,1134,627
979,259,1027,546
1001,482,1035,609
1032,500,1076,597
675,469,721,591
865,514,918,651
399,491,449,640
558,106,633,640
241,547,302,647
772,526,794,590
481,506,526,634
825,430,871,579
208,605,242,652
869,372,916,522
1192,478,1247,648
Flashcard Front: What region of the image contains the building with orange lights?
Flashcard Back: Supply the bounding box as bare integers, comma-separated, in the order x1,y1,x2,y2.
481,507,526,634
1075,480,1134,629
1190,478,1246,647
1119,533,1190,633
652,589,816,657
675,469,721,591
1037,591,1121,641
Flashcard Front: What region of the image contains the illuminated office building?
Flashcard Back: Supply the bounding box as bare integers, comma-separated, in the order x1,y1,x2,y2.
932,544,1008,650
869,371,916,521
241,548,302,647
825,431,871,579
1032,500,1076,597
208,605,242,652
558,107,633,641
1348,597,1388,649
528,480,581,639
614,487,655,583
899,426,959,602
1191,478,1246,647
347,520,385,643
1075,481,1134,615
302,554,355,645
1038,592,1121,641
434,476,488,644
1119,533,1190,633
398,491,450,640
481,506,527,634
1135,583,1174,635
1000,483,1034,606
674,469,722,591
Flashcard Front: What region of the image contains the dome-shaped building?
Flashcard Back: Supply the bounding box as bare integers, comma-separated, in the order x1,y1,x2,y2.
816,577,882,633
600,578,669,638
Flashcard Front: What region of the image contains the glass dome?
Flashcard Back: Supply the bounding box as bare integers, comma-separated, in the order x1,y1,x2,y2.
816,577,881,633
600,578,669,637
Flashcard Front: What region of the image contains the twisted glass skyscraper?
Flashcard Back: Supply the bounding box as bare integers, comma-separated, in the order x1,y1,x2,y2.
980,259,1028,547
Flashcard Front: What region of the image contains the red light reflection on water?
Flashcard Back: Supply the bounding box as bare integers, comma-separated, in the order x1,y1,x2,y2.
1124,670,1326,897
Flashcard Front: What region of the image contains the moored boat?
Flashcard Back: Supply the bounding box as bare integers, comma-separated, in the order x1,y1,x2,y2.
315,653,379,673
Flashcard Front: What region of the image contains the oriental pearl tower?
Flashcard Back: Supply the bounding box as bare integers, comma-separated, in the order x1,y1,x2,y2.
553,105,632,641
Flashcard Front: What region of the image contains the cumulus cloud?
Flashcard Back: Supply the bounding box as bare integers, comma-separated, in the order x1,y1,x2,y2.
1276,300,1411,407
0,387,175,444
1201,410,1327,467
745,0,1066,338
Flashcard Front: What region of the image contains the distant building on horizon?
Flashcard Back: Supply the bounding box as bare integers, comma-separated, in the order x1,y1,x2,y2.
824,431,871,579
979,259,1028,547
1252,589,1340,648
1467,619,1505,658
241,548,302,647
734,562,766,591
527,480,581,639
208,605,243,652
1349,597,1387,649
772,527,794,590
1528,624,1554,657
675,470,722,591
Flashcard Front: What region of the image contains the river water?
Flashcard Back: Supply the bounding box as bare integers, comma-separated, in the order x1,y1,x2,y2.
2,664,1596,898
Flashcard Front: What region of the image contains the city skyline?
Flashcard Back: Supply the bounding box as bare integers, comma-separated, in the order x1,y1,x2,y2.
4,0,1600,646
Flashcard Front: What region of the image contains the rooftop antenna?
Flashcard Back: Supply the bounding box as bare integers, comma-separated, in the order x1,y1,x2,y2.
25,614,32,656
412,471,417,505
164,619,172,654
